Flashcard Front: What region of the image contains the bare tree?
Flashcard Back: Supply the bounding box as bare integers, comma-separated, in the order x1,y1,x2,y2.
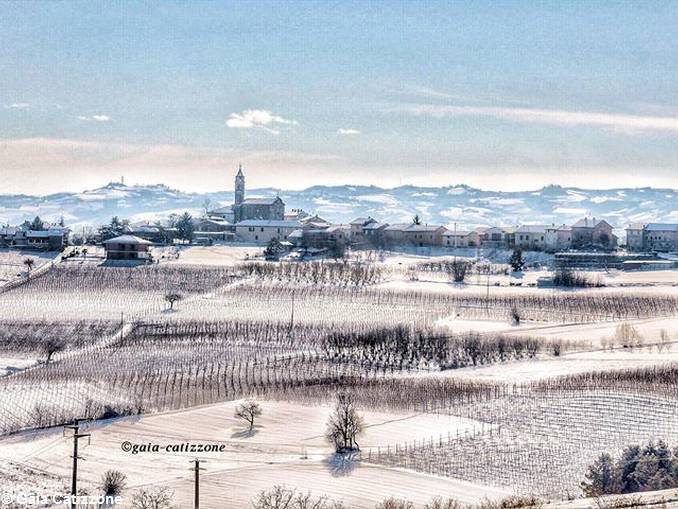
23,257,35,275
325,392,364,453
100,469,127,497
448,259,470,283
44,337,66,364
376,499,415,509
164,293,183,311
202,198,212,217
234,400,262,431
131,487,175,509
252,486,346,509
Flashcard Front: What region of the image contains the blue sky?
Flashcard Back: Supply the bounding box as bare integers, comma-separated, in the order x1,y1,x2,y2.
2,0,678,194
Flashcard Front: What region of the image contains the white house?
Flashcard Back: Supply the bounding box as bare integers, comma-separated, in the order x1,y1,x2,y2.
235,220,301,244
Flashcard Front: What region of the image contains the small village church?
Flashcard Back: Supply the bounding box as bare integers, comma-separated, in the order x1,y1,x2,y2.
231,165,285,222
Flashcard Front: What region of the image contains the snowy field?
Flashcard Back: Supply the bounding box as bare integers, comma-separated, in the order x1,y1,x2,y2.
0,249,677,506
0,400,508,508
0,249,57,284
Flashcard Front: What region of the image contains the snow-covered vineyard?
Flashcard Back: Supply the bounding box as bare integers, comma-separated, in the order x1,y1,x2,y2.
1,246,678,507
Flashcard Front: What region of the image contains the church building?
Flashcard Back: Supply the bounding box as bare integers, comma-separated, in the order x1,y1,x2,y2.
231,166,285,222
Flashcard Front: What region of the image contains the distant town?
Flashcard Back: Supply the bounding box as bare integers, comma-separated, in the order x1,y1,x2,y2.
1,166,676,270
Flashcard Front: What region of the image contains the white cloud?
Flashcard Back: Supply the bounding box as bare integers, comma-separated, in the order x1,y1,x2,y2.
4,103,30,109
226,109,297,134
78,114,111,122
401,104,678,134
338,128,361,135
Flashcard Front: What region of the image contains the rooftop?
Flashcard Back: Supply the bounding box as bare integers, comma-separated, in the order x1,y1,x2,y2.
103,235,154,245
646,223,678,232
236,220,301,228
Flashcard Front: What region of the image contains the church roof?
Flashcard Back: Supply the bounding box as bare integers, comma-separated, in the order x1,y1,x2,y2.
240,197,282,205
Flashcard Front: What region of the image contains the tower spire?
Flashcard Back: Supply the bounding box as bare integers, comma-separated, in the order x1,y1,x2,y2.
234,164,245,206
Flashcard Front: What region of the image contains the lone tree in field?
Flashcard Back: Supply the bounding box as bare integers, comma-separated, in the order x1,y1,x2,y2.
448,259,470,283
509,247,525,272
100,469,127,497
234,400,262,431
44,337,66,364
325,392,365,453
164,293,183,311
23,257,35,275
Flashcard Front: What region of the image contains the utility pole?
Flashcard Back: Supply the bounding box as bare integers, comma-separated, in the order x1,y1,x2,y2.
191,459,206,509
64,419,91,509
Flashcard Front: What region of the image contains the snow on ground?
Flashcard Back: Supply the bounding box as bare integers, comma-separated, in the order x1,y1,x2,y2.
0,355,38,377
0,400,507,508
0,249,57,283
425,347,678,383
153,244,263,266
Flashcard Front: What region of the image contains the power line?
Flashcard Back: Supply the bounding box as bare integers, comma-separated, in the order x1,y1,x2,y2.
64,418,91,509
190,459,206,509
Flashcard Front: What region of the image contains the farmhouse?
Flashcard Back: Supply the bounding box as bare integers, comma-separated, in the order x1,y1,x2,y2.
103,235,153,260
235,220,301,244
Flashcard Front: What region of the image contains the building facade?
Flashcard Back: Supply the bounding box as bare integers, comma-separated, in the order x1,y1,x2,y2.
515,225,548,250
571,218,616,249
235,220,301,244
103,235,153,260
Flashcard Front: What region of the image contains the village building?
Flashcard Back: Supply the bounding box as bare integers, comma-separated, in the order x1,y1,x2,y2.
0,225,69,250
571,217,616,249
192,218,235,242
235,220,301,244
625,223,646,251
302,225,350,249
644,223,678,252
544,224,572,252
383,223,446,247
442,230,470,248
477,226,513,249
285,209,310,222
515,225,548,251
207,166,285,224
103,235,153,261
349,217,377,244
232,166,285,222
362,221,390,247
208,205,235,223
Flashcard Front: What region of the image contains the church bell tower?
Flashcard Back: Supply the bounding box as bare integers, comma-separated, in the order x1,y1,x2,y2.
234,164,245,206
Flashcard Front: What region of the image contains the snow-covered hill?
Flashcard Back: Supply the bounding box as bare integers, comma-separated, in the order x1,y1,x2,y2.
0,182,676,229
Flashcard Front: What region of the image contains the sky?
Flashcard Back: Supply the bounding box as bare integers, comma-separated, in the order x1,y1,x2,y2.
2,0,678,195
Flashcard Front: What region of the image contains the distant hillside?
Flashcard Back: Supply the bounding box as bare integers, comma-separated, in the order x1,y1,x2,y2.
0,182,676,230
